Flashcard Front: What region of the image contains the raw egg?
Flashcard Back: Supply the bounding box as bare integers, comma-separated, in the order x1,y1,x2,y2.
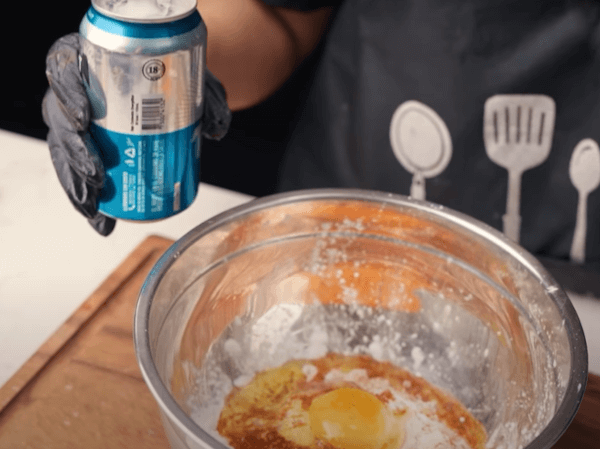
308,387,404,449
216,353,486,449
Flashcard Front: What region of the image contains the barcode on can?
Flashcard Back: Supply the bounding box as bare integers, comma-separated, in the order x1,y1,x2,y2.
141,97,165,131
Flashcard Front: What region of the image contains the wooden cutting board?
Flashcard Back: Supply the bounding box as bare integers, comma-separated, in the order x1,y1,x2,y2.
0,234,598,448
0,235,173,448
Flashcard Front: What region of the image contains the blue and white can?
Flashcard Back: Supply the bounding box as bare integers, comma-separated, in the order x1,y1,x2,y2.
79,0,205,220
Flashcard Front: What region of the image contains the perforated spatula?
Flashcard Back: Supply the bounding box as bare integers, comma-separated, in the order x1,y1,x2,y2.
483,95,556,242
569,138,600,264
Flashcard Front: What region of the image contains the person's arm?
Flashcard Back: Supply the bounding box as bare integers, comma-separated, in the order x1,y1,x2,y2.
197,0,334,111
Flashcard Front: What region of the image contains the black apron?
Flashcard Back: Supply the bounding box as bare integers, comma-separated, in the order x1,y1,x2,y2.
276,0,600,264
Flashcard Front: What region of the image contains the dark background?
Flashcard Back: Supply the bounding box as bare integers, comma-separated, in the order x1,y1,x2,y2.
2,4,89,141
2,3,320,197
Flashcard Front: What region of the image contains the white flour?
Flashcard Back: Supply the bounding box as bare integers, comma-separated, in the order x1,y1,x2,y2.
183,217,560,448
187,301,478,448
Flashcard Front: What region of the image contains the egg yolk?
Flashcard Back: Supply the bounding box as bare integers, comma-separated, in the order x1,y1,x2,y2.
308,387,403,449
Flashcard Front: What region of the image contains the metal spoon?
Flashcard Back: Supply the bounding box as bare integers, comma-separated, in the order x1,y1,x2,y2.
389,101,452,201
483,94,556,243
569,138,600,264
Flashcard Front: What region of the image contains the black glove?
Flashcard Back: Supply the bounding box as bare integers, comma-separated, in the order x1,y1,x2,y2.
42,33,231,236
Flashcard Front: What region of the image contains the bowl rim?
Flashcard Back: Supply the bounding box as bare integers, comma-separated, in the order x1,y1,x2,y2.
133,188,588,449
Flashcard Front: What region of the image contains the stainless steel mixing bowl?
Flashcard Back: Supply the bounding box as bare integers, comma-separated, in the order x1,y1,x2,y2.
134,189,587,449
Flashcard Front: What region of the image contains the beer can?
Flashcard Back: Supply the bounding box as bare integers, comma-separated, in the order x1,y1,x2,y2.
79,0,205,220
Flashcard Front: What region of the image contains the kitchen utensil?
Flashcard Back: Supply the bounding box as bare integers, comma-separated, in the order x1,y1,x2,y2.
134,189,587,449
389,100,452,200
569,138,600,264
483,94,556,243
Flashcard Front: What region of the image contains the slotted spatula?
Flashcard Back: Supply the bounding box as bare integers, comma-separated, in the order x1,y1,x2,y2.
569,138,600,264
483,95,556,242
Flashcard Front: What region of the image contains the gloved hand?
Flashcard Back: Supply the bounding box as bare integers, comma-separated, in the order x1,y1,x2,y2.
42,33,231,236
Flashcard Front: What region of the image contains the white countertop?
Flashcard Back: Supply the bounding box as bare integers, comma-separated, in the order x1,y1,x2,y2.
0,129,253,386
1,128,599,389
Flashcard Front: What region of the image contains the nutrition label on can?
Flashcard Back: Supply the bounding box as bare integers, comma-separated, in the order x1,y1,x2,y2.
117,136,148,214
151,138,165,212
92,121,201,221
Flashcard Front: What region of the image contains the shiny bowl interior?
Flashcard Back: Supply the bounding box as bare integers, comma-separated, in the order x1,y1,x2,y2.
134,189,587,449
